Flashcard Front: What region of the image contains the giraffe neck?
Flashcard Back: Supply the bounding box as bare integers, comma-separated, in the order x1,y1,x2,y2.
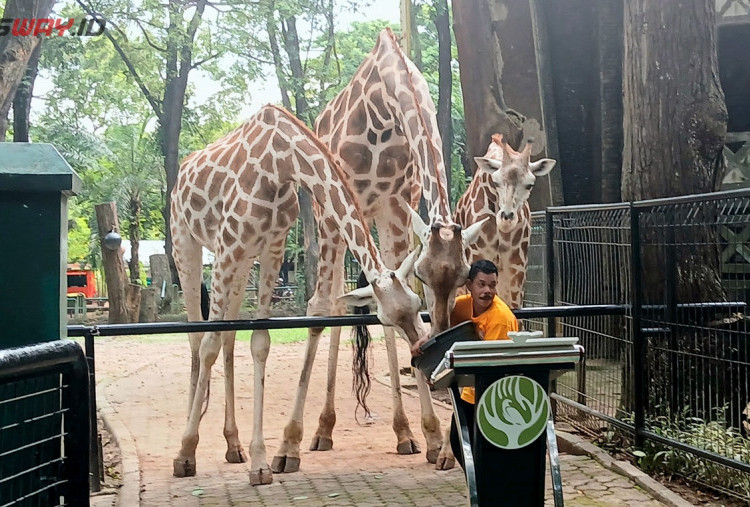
267,105,384,280
378,29,451,222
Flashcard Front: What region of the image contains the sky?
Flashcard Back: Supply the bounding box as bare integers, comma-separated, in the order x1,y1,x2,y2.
33,0,401,125
194,1,400,119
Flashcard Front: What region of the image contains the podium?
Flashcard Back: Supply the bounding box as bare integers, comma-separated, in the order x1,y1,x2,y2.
414,323,584,507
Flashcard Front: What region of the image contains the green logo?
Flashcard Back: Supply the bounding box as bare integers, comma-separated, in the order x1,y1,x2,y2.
476,376,550,449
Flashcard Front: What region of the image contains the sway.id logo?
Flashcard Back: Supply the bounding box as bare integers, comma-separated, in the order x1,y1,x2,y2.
0,18,106,37
476,375,550,450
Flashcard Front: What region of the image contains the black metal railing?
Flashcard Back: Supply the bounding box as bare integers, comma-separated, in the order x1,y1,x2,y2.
0,340,90,506
524,189,750,498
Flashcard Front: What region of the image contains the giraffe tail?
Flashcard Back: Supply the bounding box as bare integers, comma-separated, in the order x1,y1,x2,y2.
352,271,372,423
200,282,210,320
199,282,211,419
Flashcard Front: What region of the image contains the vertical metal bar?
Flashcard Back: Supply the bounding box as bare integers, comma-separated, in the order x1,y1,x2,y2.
665,216,678,416
631,204,645,448
85,330,101,492
546,210,559,415
546,410,564,507
65,351,91,505
546,210,556,336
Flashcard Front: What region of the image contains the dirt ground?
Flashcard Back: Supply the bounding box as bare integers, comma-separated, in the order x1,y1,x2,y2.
92,328,458,482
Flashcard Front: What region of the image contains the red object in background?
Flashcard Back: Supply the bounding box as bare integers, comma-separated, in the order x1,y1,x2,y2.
67,269,96,298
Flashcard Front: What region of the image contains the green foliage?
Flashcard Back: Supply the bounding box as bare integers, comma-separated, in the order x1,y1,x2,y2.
627,408,750,498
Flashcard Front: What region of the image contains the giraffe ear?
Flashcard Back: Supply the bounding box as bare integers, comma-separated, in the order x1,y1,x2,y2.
529,158,556,177
462,216,490,246
409,207,429,244
474,157,502,174
338,285,376,308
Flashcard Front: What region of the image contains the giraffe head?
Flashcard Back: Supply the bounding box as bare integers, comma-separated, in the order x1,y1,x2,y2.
409,209,488,334
475,134,556,227
338,248,427,345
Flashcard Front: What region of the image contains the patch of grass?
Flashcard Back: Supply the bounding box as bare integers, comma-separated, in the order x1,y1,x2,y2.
236,328,320,344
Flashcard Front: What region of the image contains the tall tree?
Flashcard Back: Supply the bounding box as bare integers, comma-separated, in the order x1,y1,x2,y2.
76,0,211,278
0,0,56,140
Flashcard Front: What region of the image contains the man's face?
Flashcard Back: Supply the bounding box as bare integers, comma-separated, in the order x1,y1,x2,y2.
467,271,498,314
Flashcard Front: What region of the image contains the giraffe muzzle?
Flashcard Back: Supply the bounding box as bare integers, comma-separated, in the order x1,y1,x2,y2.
500,211,515,221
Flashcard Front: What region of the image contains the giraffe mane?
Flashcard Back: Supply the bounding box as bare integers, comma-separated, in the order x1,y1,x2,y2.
382,28,451,220
267,104,381,269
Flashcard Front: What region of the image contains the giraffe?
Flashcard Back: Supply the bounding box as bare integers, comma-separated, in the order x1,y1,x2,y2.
170,103,429,485
454,134,556,308
272,27,485,473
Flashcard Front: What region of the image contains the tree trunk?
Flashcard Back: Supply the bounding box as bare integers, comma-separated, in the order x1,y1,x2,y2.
281,13,318,299
95,202,140,323
149,253,174,313
434,0,453,202
622,1,726,202
138,286,158,322
622,0,727,303
0,0,55,140
128,195,141,283
12,39,41,142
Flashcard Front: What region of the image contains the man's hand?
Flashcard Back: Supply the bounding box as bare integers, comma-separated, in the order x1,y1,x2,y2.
410,336,429,357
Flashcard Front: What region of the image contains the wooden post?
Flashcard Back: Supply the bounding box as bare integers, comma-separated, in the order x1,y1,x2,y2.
95,202,140,323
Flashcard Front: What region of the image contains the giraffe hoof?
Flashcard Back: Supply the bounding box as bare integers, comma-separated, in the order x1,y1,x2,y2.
249,467,273,486
173,457,196,477
396,439,421,455
270,455,300,473
435,456,456,470
309,435,333,451
225,447,247,464
426,448,441,464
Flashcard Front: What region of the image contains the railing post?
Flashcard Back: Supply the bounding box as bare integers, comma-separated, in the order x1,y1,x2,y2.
546,210,556,336
65,348,92,505
85,328,101,492
631,204,645,448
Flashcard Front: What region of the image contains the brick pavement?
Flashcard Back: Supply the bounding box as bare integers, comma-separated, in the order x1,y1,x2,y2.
88,335,685,506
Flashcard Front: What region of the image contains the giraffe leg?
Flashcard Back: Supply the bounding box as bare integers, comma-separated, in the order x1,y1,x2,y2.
170,220,205,414
248,240,285,486
383,325,420,455
272,238,343,471
221,275,248,464
310,323,342,451
435,425,456,470
309,241,347,452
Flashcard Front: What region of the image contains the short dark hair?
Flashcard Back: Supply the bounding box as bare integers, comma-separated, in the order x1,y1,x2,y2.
468,259,498,280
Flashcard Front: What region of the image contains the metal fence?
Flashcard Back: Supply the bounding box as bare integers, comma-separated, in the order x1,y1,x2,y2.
0,340,90,506
524,189,750,498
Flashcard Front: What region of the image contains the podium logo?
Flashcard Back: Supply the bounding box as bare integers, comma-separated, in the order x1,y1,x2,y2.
477,375,549,449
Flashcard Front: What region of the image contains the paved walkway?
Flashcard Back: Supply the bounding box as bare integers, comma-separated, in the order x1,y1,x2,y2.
88,333,688,506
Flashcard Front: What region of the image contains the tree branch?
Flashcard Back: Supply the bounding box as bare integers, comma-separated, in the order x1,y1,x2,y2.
191,52,221,69
76,0,164,121
132,19,168,52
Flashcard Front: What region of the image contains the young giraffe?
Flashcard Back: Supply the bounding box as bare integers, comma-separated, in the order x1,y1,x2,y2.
455,134,556,309
170,104,429,485
272,27,484,473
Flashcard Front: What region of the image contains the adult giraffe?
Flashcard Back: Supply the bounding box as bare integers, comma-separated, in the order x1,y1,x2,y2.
170,104,428,485
272,27,484,473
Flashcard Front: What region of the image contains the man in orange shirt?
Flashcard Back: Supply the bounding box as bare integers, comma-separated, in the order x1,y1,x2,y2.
411,259,518,468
